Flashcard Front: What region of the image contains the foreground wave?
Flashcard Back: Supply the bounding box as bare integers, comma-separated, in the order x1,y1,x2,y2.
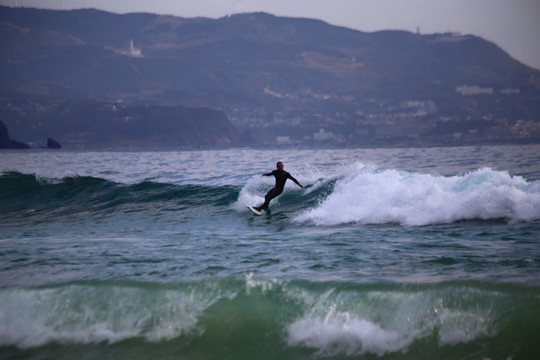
0,277,538,359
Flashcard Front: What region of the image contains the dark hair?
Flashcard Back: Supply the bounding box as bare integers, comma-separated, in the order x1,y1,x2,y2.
276,161,283,168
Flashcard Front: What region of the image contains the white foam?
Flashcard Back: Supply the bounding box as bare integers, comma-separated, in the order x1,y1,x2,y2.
287,307,492,356
295,165,540,226
233,166,329,211
245,273,285,295
287,310,409,356
436,308,491,345
233,175,270,211
285,286,496,356
0,284,232,348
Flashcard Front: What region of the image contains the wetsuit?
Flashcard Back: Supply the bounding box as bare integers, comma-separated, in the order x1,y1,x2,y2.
256,170,301,211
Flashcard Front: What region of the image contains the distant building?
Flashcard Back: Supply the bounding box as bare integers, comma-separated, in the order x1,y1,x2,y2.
128,40,142,58
435,32,472,43
313,128,335,141
400,100,438,116
276,136,291,144
456,85,493,96
501,88,520,94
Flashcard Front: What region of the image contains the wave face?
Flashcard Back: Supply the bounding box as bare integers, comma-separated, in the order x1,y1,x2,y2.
0,171,239,221
293,165,540,226
0,278,538,359
4,165,540,227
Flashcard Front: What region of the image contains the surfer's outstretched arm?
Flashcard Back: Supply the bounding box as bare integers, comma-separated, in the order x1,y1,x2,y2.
288,174,304,189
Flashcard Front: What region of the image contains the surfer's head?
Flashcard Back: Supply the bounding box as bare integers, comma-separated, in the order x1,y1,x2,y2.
276,161,284,170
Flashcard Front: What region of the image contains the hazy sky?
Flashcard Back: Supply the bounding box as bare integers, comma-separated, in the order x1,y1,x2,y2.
2,0,539,70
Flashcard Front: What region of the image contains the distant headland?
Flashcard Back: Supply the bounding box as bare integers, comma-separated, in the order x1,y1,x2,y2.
0,6,539,148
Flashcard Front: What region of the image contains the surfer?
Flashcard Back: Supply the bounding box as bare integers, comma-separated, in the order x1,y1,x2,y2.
252,161,303,213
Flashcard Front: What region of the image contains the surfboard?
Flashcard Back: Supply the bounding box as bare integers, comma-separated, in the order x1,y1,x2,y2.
247,206,264,215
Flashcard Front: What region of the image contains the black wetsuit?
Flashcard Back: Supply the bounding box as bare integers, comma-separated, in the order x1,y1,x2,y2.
257,170,301,211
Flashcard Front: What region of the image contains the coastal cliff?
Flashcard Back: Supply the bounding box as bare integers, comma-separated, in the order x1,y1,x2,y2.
0,119,29,149
1,101,240,148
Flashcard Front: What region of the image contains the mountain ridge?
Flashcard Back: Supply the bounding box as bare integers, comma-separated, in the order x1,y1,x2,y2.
1,6,539,147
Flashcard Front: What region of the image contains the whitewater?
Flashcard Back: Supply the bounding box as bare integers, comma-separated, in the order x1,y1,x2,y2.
293,165,540,226
1,145,539,359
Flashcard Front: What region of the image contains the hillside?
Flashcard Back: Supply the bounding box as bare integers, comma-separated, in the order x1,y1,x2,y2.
1,6,539,146
0,99,241,148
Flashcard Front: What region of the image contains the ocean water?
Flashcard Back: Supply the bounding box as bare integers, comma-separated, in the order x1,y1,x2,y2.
1,145,539,359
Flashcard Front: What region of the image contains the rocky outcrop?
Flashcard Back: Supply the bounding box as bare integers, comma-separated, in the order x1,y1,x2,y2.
46,137,62,149
0,120,29,149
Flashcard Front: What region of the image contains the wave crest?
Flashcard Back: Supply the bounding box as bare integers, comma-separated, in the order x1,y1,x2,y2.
294,166,540,226
0,172,239,219
0,278,536,356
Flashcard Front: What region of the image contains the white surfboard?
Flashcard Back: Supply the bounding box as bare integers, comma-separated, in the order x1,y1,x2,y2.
247,206,264,215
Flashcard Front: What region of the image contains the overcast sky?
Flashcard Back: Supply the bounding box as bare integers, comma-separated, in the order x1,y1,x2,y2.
2,0,539,70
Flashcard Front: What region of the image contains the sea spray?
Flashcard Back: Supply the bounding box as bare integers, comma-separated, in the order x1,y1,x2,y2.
294,166,540,226
233,165,333,212
1,278,538,359
285,282,498,356
0,279,242,348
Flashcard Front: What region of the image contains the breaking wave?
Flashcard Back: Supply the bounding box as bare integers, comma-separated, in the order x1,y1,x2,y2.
4,163,540,227
0,277,538,359
292,164,540,226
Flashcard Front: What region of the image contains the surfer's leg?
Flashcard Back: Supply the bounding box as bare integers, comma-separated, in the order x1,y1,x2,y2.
255,189,273,211
259,187,282,211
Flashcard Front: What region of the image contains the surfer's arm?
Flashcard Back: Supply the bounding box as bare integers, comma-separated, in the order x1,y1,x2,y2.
263,170,277,177
288,174,304,189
